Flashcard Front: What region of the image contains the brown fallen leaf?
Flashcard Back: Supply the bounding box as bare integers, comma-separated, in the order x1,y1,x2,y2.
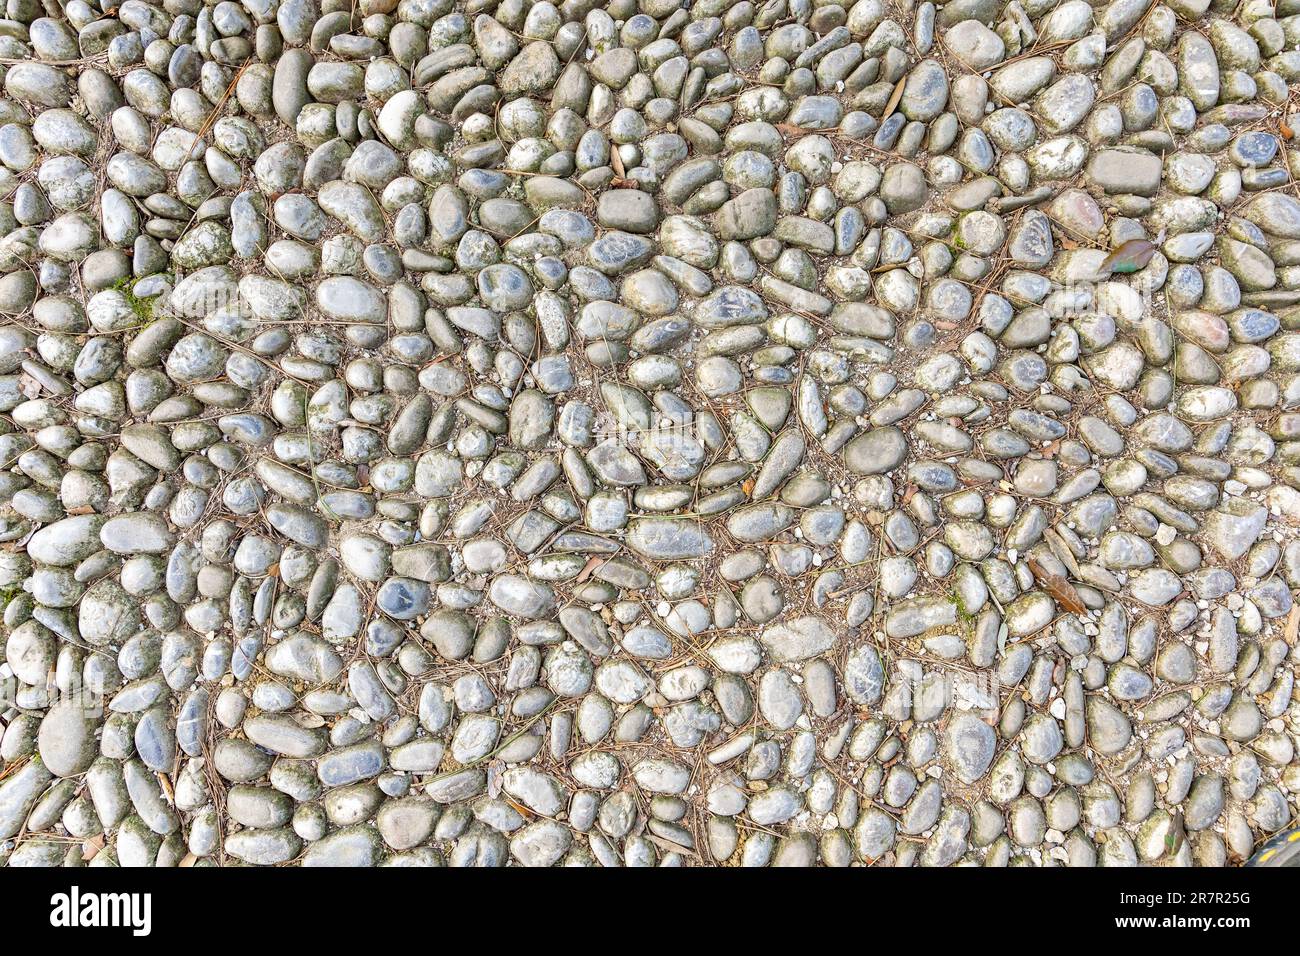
610,146,625,179
1043,528,1082,579
82,833,105,861
1285,603,1299,646
157,772,175,805
505,798,533,819
882,75,906,123
1097,233,1164,275
741,477,755,497
1027,557,1087,615
575,555,605,583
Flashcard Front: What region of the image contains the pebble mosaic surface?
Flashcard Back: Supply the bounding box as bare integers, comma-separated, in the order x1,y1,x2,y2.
1,0,1300,868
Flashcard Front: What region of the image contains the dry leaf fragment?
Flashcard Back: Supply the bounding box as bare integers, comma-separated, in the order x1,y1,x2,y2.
1164,809,1187,859
575,555,605,582
1098,234,1164,275
158,772,176,805
882,75,906,122
487,758,505,799
1043,528,1082,579
82,833,106,861
644,832,702,860
1285,603,1299,646
1027,557,1087,615
610,146,625,179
